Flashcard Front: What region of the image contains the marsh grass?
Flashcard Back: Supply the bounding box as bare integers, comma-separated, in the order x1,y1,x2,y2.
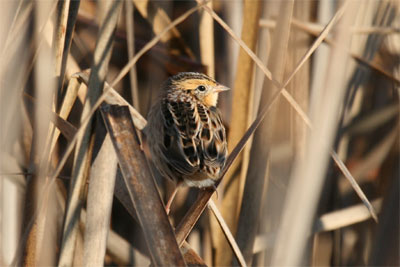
0,0,398,266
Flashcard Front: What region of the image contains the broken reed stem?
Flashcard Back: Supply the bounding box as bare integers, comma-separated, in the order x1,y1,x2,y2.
101,104,185,266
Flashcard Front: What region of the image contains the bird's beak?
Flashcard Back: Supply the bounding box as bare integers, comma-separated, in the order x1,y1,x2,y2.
213,84,230,93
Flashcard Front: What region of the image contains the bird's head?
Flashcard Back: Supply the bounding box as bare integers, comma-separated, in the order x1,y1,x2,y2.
167,72,230,107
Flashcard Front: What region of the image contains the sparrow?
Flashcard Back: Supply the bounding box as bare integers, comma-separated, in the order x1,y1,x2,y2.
144,72,229,192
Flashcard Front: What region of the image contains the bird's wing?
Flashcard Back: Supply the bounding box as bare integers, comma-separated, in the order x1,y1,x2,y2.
160,98,200,176
197,105,227,178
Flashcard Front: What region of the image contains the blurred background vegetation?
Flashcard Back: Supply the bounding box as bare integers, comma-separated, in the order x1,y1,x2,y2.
0,0,399,266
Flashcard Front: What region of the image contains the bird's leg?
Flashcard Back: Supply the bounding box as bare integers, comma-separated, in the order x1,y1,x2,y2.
212,184,219,200
165,180,182,215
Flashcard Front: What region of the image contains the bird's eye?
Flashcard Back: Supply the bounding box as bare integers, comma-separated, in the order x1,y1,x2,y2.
197,85,206,92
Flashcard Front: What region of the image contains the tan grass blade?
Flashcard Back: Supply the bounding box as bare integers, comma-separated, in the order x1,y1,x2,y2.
56,0,80,92
48,78,82,153
208,199,247,267
100,104,185,266
54,0,71,78
23,92,77,142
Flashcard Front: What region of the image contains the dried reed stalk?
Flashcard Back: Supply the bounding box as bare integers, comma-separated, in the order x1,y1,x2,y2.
0,0,27,60
271,2,359,265
48,78,82,154
199,1,215,78
59,1,122,265
56,0,80,92
83,127,118,266
0,1,34,72
213,0,262,265
0,3,31,263
3,2,396,266
54,0,71,78
235,0,293,265
288,1,311,156
125,0,140,110
20,1,58,265
23,93,77,142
